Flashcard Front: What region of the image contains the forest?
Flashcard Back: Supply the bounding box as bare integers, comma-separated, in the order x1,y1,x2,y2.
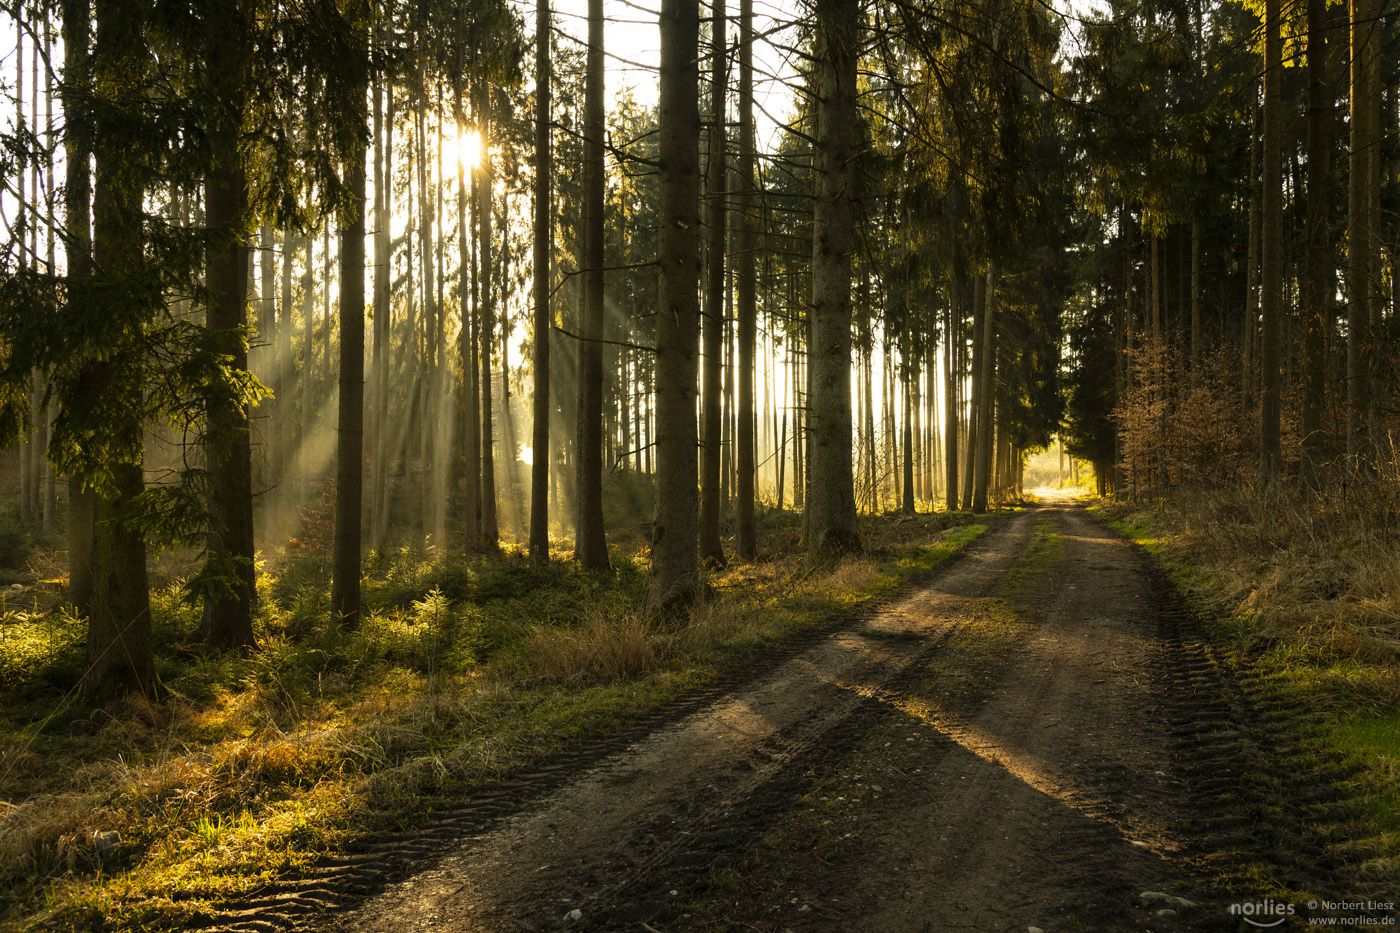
1,0,1399,928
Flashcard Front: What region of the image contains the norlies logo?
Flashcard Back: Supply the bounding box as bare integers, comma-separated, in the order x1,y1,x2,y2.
1229,899,1297,927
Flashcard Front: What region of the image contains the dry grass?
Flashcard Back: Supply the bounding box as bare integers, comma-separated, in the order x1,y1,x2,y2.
506,607,667,683
1107,464,1400,710
0,511,987,933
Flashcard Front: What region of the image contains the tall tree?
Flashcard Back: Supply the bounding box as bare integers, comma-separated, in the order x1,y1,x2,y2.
1258,0,1282,480
1347,0,1373,465
82,0,156,697
806,0,861,557
478,80,500,547
371,49,391,548
331,0,371,628
456,81,480,547
63,0,95,617
973,265,996,512
1301,0,1329,485
575,0,609,569
944,284,959,511
733,0,756,559
201,0,257,650
530,0,553,563
699,0,728,568
648,0,702,612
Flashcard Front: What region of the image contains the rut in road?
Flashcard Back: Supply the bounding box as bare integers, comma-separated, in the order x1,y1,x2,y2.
227,502,1360,933
687,503,1206,933
316,510,1040,933
297,502,1215,933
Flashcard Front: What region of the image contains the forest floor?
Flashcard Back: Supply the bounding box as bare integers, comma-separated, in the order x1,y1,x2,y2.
190,501,1395,933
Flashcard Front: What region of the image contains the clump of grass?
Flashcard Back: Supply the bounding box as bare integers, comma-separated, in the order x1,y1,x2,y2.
505,607,666,684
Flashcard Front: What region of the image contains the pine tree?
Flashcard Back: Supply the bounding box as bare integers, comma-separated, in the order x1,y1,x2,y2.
530,0,553,563
806,0,861,557
575,0,609,570
201,0,257,650
648,0,702,612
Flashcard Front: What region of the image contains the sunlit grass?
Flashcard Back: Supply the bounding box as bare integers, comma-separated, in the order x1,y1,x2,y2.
0,508,987,933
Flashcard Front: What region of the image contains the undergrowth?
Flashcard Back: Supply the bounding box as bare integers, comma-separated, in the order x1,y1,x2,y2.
0,508,986,933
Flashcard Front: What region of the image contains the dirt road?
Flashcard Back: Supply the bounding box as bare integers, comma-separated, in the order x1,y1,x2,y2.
218,503,1368,932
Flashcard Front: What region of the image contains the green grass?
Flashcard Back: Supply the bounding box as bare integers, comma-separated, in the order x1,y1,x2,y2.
0,509,988,933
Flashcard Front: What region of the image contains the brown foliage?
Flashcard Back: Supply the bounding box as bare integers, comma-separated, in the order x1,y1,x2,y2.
1116,339,1257,492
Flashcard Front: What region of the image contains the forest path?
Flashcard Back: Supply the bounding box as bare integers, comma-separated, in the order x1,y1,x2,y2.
312,504,1227,933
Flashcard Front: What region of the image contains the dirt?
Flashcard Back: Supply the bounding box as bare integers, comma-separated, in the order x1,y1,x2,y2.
207,501,1386,933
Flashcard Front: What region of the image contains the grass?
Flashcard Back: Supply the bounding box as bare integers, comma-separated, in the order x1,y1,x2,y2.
1097,480,1400,897
0,507,987,933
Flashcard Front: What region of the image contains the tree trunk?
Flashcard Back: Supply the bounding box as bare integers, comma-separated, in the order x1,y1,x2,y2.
1302,0,1330,484
1190,221,1201,367
647,0,702,612
85,0,156,698
699,0,728,568
17,21,31,532
856,340,868,501
530,0,553,562
575,0,609,569
901,330,914,515
1245,100,1260,409
944,281,959,511
201,0,256,650
962,268,978,508
371,53,390,548
457,88,480,547
806,0,861,558
478,85,500,548
973,265,996,513
331,5,369,628
1260,0,1283,480
734,0,756,558
1364,0,1382,450
63,0,95,616
1150,233,1161,340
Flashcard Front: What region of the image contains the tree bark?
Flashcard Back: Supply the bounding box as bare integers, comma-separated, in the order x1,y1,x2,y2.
371,53,390,548
1364,0,1381,449
530,0,553,562
901,330,914,515
1245,101,1260,408
1260,0,1283,480
734,0,756,559
944,280,959,511
63,0,95,616
456,84,480,547
478,84,500,547
699,0,728,568
201,0,256,650
806,0,861,558
972,265,996,513
648,0,702,612
575,0,609,568
1190,221,1201,368
85,0,156,698
331,1,370,628
1302,0,1330,484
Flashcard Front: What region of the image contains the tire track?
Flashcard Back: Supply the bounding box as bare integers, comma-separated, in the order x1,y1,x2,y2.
190,515,1027,933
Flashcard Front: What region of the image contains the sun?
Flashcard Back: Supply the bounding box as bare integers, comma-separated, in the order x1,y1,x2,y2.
453,128,483,171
